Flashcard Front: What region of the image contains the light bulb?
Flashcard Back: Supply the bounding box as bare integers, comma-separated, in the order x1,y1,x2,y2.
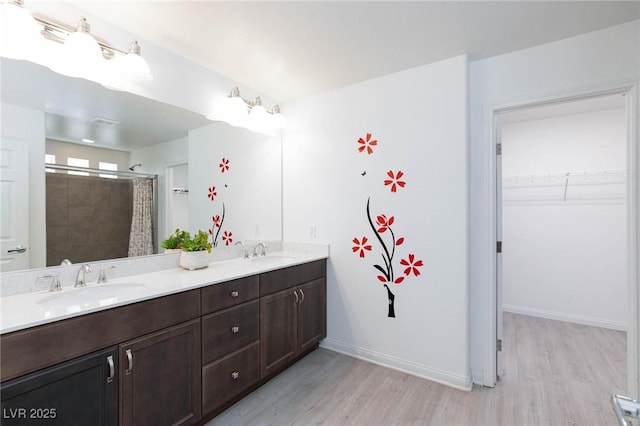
110,40,153,81
0,0,44,62
48,17,105,81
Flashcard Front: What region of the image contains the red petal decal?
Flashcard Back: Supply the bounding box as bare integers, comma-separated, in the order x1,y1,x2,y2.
377,275,387,282
394,277,405,284
396,237,405,246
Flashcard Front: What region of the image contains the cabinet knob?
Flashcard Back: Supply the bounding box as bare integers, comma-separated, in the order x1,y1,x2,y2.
230,290,239,298
231,371,239,380
231,325,240,334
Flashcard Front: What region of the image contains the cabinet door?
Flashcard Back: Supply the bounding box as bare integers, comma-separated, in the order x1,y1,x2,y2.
297,278,327,354
120,319,201,426
260,288,297,378
0,346,117,426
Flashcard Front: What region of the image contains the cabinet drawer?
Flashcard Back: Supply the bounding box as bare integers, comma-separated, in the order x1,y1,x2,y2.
202,342,260,414
201,276,259,314
202,300,259,365
260,259,326,296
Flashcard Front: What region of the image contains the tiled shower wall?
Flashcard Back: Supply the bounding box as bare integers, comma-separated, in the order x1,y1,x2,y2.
46,173,133,266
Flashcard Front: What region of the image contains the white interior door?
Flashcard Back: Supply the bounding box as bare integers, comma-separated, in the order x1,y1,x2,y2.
0,138,30,271
495,115,504,377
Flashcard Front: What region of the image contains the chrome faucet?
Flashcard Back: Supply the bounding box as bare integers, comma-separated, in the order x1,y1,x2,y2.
75,264,92,288
37,275,62,292
97,266,115,284
235,241,249,259
253,242,266,257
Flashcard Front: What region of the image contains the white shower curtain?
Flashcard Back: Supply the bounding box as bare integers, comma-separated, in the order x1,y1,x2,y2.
128,178,154,257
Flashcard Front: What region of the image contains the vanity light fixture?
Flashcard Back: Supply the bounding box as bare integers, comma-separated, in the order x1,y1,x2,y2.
0,0,153,87
212,87,286,135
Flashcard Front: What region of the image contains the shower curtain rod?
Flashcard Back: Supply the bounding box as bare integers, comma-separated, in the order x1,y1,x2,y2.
46,164,158,179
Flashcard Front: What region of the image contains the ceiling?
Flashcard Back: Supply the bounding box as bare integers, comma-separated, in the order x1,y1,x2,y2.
3,1,639,151
69,1,640,102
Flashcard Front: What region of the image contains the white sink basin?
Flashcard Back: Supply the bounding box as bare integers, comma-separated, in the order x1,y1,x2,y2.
38,283,148,310
250,255,296,264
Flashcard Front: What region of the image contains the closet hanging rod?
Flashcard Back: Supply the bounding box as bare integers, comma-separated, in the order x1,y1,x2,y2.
503,169,625,186
505,169,625,180
45,164,158,179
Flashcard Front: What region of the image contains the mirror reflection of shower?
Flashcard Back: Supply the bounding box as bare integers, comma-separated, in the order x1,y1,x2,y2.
43,141,157,265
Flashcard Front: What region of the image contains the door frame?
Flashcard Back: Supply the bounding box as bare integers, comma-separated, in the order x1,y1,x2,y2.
488,85,638,394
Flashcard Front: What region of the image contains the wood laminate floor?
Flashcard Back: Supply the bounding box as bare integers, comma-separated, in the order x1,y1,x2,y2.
207,313,626,426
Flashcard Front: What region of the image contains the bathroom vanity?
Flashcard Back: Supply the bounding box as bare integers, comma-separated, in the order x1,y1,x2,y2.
0,252,327,426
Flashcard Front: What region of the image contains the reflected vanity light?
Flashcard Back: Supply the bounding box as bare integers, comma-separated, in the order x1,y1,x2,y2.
207,87,286,135
0,0,153,88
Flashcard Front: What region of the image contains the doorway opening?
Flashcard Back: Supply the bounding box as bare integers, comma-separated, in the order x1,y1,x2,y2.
495,91,631,398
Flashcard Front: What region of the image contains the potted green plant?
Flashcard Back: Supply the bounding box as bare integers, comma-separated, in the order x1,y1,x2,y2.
179,230,213,270
161,228,189,253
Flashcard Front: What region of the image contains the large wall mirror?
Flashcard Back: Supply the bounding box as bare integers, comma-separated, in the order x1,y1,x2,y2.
1,57,282,273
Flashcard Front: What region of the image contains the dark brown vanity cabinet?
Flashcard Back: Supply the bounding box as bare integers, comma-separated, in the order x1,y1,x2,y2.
0,259,327,425
201,276,261,416
0,346,118,426
260,260,326,379
119,319,201,426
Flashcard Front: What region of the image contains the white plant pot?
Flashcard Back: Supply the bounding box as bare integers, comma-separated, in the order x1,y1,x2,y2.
179,250,210,270
164,248,181,254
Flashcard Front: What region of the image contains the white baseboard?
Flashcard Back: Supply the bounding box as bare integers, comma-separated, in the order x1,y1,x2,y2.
503,304,627,331
319,338,472,391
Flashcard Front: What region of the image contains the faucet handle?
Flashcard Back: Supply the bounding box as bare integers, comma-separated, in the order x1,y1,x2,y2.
97,266,115,284
38,274,62,292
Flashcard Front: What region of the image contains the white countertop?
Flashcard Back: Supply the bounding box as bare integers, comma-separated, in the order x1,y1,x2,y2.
0,250,328,335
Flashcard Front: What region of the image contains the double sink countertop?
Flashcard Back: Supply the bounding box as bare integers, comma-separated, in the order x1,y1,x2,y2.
1,246,329,335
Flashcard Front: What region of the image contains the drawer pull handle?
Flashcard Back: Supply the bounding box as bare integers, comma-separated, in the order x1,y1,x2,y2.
230,290,239,298
125,349,133,375
299,288,305,303
231,325,240,334
106,355,115,383
231,371,239,380
293,290,299,304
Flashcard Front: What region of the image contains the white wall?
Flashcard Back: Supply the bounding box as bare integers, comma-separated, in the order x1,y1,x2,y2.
0,103,46,268
188,122,282,246
469,20,640,387
46,140,130,171
282,55,470,389
502,107,627,330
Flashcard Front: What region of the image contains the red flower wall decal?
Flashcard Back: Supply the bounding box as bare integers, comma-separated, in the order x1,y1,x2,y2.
352,237,372,258
376,214,394,233
357,133,378,155
212,215,221,228
352,198,424,317
222,230,233,246
207,186,217,201
219,157,230,173
400,254,424,277
384,170,406,192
